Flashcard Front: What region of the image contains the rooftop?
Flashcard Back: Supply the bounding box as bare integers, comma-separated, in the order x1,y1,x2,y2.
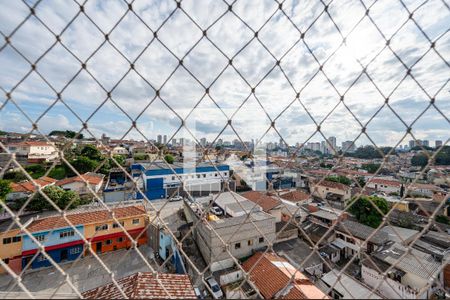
279,190,311,203
336,220,388,245
241,191,282,212
242,252,328,299
320,270,382,299
25,204,146,233
373,242,441,280
379,225,419,245
56,172,105,186
11,177,57,193
82,272,196,299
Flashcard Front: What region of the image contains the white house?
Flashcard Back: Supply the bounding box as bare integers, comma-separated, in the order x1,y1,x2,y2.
6,141,59,163
56,172,105,194
111,146,129,156
367,178,402,195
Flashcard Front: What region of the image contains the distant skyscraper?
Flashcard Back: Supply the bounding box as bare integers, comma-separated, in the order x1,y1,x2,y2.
157,134,162,144
342,140,355,153
200,137,207,147
172,138,177,146
409,140,415,149
422,140,429,147
179,138,184,146
163,135,167,144
435,140,443,148
217,138,223,146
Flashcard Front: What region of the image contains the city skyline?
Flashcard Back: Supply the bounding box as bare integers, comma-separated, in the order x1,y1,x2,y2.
0,1,449,147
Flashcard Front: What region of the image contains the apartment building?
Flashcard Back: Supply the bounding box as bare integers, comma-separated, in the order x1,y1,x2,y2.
367,178,402,194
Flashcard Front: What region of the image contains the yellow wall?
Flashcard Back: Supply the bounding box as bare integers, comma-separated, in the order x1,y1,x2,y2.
0,229,22,259
83,215,148,239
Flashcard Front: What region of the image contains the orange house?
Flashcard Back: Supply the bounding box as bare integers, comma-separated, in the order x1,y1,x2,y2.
82,205,148,255
0,227,23,274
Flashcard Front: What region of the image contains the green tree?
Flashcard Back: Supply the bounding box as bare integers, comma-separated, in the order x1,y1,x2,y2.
80,144,103,161
411,154,428,167
345,146,383,159
326,175,352,186
357,176,366,187
349,196,389,228
3,171,27,182
435,215,450,225
13,185,83,211
25,164,46,179
48,165,67,180
164,154,174,164
49,130,84,139
70,156,99,174
361,163,381,174
0,180,12,201
435,146,450,165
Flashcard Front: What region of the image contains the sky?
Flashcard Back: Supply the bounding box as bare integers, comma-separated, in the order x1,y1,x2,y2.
0,0,449,149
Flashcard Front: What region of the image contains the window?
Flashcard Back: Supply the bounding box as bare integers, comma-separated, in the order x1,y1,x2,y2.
235,242,241,249
203,174,206,178
2,238,11,244
132,219,140,225
196,174,200,179
215,173,218,177
35,235,46,242
248,240,253,246
224,172,228,176
259,237,264,244
117,237,124,243
172,176,175,180
105,239,112,245
113,221,124,228
2,258,9,265
69,247,81,255
12,236,21,243
60,230,75,239
95,224,108,231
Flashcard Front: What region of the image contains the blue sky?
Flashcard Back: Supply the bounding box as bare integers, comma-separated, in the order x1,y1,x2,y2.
0,0,449,148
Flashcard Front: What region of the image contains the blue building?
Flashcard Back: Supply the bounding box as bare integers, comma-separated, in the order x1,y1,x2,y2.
22,222,84,269
132,162,230,200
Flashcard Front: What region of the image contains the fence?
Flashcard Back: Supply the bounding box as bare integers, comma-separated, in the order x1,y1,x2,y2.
0,0,449,299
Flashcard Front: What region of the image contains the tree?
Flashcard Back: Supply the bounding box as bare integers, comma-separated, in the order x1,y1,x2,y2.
80,144,103,161
0,180,12,201
357,176,366,187
326,175,352,186
348,196,389,228
345,146,383,159
70,156,99,174
164,154,174,164
3,171,27,182
12,185,83,211
436,215,450,225
49,130,83,139
361,163,381,174
411,154,428,167
25,164,46,179
435,146,450,165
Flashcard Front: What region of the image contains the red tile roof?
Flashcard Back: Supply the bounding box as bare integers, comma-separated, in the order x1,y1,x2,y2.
8,141,54,147
82,272,196,299
26,205,146,233
11,177,57,193
242,191,282,212
280,190,311,203
314,180,350,191
242,252,328,299
56,172,104,186
368,178,401,187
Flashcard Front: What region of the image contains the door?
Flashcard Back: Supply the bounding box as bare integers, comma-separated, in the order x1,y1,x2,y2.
96,242,102,254
60,249,68,261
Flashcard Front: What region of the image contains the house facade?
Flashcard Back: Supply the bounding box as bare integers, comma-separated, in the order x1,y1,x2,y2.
6,141,59,163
